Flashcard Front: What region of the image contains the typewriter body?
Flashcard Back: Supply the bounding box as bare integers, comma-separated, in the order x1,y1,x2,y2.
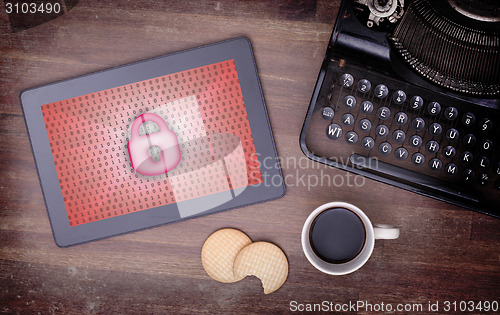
300,0,500,217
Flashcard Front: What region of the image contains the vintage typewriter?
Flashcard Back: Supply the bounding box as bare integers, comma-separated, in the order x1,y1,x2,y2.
300,0,500,217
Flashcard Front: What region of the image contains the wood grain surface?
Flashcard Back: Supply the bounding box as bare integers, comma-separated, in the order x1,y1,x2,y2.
1,1,499,314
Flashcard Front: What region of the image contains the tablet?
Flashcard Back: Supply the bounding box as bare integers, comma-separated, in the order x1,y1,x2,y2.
20,37,285,247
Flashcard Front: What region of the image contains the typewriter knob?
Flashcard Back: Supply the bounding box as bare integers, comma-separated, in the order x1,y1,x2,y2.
354,0,405,28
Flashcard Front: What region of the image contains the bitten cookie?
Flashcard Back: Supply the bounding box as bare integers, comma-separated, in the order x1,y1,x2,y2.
233,241,289,294
201,228,252,283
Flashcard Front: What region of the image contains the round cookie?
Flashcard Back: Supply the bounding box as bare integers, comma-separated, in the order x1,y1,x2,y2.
201,228,252,283
233,241,288,294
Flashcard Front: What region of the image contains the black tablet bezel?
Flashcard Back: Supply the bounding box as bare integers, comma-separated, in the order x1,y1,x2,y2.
20,37,285,247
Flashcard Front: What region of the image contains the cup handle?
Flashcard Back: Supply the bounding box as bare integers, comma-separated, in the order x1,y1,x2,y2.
373,224,400,240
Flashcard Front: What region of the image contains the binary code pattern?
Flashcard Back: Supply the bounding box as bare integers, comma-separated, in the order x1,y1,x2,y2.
42,60,262,226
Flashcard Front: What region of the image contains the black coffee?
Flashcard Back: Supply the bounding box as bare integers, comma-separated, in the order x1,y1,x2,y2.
309,207,366,263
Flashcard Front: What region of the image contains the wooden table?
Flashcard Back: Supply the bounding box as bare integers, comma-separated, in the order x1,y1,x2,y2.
1,1,499,313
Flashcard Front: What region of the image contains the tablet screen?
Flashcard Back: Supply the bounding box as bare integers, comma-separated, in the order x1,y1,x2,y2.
41,59,263,227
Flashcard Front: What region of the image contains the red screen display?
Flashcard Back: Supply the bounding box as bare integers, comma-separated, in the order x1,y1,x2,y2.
41,60,262,226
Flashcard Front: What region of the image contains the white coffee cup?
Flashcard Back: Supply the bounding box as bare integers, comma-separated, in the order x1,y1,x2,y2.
301,202,399,275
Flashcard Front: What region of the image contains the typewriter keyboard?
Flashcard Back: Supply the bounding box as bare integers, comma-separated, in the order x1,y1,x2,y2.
302,60,500,217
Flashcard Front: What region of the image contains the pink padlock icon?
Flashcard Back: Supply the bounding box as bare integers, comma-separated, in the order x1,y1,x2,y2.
127,113,181,176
